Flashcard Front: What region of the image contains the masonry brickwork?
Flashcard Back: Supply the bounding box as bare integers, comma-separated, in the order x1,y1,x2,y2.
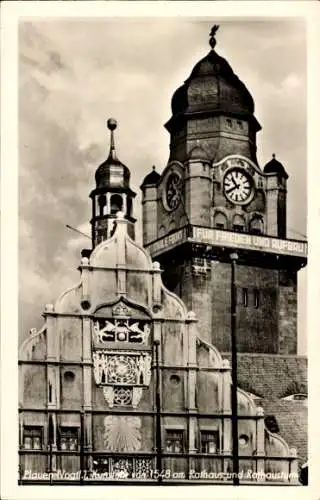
221,353,308,464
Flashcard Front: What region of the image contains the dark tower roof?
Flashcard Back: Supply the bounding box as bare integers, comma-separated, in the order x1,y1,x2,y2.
95,118,131,190
141,166,161,187
169,27,254,118
171,50,254,117
166,25,260,133
264,154,288,179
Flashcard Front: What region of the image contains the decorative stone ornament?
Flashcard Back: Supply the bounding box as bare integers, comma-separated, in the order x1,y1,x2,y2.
93,318,151,344
92,297,152,408
93,352,152,386
44,303,54,313
93,346,152,408
112,302,131,318
103,415,142,452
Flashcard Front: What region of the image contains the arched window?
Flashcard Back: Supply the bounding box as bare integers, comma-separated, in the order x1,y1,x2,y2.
214,212,227,230
249,216,264,235
232,214,245,233
98,194,107,216
110,194,123,215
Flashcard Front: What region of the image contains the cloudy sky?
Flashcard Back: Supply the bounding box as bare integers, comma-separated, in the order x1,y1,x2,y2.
19,17,307,352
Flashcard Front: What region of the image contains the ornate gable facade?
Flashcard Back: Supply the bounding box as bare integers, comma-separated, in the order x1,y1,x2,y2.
19,212,298,484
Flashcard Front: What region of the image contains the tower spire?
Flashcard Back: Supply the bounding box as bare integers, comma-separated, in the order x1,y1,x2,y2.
107,117,118,161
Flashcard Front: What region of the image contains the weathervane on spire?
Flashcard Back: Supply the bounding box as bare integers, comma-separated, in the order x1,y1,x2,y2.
209,24,219,49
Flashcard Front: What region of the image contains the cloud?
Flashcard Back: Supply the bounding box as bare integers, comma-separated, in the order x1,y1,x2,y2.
282,73,302,91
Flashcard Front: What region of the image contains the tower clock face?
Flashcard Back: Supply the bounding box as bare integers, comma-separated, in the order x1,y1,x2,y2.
223,168,254,205
164,172,182,211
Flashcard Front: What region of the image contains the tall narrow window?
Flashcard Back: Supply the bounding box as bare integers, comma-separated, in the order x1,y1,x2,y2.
165,430,184,453
254,289,260,308
48,382,52,403
23,426,43,450
200,431,219,454
242,288,248,307
98,194,107,216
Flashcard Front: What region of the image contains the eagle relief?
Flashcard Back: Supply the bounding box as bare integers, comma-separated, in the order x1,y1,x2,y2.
93,318,151,344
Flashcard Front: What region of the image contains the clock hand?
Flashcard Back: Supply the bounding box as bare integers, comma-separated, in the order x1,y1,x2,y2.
225,185,238,194
231,173,241,189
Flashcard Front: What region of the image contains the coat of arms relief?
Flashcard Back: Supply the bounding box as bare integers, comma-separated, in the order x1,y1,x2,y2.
92,302,153,457
92,301,152,409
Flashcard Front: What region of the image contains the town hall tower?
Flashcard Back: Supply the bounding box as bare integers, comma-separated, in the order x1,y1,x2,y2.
141,26,307,355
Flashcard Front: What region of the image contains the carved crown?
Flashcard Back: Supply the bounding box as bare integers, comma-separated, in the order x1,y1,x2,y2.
112,302,131,318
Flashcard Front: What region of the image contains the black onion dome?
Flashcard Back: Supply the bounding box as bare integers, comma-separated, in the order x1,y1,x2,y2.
171,49,254,117
95,118,131,190
95,156,131,189
141,166,161,187
264,154,288,179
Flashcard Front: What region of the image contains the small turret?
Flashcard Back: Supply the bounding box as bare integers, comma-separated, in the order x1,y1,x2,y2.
90,119,136,247
140,166,160,246
264,154,288,238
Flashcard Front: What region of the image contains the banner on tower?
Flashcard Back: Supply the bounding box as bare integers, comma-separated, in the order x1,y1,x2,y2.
146,225,307,259
191,227,308,258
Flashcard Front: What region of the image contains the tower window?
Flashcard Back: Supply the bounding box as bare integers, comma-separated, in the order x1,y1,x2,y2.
237,120,244,130
232,214,245,233
59,427,79,451
254,289,260,308
249,216,264,235
214,212,227,230
165,430,184,453
110,194,123,215
23,426,43,450
242,288,248,307
98,194,107,216
200,431,219,454
226,118,233,129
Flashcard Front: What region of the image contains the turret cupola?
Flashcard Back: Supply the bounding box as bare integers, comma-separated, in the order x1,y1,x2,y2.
90,119,136,247
264,153,288,179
